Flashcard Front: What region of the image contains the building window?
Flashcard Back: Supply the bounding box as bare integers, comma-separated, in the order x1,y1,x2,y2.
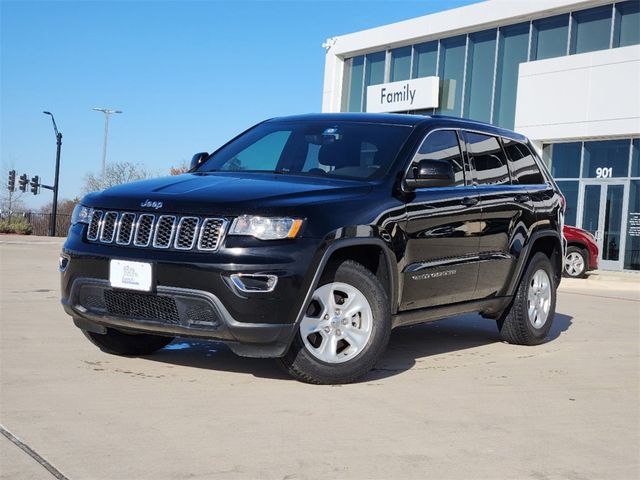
412,41,438,79
614,0,640,48
556,180,579,226
545,142,582,178
624,180,640,270
531,13,569,60
390,46,411,82
631,138,639,177
570,5,613,55
582,140,630,178
363,51,385,111
436,35,466,117
493,22,529,129
463,29,497,123
344,55,364,112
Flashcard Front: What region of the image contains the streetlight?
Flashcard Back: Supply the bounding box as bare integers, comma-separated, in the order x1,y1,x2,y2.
93,107,122,176
43,111,62,237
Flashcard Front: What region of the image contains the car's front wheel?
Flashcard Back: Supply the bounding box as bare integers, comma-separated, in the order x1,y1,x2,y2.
82,327,174,356
278,260,391,384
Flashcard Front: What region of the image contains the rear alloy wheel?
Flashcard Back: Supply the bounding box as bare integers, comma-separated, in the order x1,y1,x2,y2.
278,260,391,384
564,246,587,278
497,252,556,346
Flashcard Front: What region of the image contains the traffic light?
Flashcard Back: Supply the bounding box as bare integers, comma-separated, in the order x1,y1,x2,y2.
18,173,28,192
7,170,16,192
30,176,40,195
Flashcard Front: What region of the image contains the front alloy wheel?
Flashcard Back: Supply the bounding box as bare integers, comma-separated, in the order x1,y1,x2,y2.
278,260,391,384
300,282,373,364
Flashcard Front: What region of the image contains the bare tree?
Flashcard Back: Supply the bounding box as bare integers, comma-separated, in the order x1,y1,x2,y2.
39,197,80,215
82,161,153,194
170,160,190,176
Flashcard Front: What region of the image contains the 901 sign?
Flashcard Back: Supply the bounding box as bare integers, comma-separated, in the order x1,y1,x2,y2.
595,167,613,178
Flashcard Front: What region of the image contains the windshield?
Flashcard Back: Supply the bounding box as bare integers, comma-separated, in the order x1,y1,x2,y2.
198,121,413,180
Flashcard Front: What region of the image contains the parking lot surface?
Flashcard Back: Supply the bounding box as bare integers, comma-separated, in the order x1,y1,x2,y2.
1,235,639,480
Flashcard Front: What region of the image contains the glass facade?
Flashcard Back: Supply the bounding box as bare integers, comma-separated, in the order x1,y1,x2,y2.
412,41,438,78
614,0,640,48
570,5,613,54
544,138,640,270
493,23,529,129
341,2,639,129
390,46,411,82
582,140,630,178
531,14,569,60
436,35,466,117
464,29,497,123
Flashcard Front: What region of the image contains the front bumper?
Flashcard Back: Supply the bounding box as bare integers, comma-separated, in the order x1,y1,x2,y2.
61,225,321,357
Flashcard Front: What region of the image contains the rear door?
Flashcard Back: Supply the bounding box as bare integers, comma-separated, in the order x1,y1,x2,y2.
400,129,482,310
463,131,532,299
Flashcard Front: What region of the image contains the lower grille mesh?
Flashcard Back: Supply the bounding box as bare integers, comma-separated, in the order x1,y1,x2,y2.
103,290,180,324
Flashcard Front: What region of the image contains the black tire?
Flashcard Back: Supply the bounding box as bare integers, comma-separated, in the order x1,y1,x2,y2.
563,246,588,278
82,327,174,356
278,260,391,384
497,252,556,346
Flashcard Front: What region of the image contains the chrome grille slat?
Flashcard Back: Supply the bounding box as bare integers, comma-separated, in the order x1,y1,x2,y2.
100,211,118,243
153,215,177,248
87,210,103,241
134,214,155,247
198,218,227,251
116,213,136,245
87,210,226,252
174,217,199,250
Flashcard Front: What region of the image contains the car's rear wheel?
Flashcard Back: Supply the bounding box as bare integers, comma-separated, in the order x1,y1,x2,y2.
82,327,174,356
278,260,391,384
497,252,556,345
564,246,587,278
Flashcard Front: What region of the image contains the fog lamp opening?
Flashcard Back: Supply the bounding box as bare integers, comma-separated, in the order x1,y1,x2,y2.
230,274,278,293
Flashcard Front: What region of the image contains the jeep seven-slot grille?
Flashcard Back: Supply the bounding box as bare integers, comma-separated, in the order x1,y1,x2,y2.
86,210,227,252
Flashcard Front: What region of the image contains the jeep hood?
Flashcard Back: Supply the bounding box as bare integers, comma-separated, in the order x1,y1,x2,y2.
82,172,373,215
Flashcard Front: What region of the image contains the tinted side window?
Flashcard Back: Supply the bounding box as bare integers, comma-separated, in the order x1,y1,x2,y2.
465,132,510,185
411,130,465,186
503,139,545,184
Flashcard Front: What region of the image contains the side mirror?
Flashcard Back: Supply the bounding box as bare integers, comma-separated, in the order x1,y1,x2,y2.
190,152,209,171
404,159,455,190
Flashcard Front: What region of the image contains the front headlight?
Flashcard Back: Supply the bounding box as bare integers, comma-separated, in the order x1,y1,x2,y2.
71,205,93,225
229,215,303,240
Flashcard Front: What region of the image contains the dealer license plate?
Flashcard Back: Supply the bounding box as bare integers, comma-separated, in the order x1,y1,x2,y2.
109,259,153,292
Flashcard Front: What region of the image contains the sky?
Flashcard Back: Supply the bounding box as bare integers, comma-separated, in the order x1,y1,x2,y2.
1,0,481,209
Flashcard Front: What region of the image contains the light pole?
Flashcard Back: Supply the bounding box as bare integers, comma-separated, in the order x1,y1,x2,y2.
43,111,62,237
93,107,122,176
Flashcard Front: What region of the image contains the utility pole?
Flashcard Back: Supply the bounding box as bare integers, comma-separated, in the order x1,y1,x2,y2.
43,111,62,236
93,107,122,176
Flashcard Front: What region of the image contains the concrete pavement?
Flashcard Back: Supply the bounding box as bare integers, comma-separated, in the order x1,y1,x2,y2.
1,235,638,479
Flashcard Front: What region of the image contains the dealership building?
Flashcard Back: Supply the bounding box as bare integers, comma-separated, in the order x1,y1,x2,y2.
321,0,640,271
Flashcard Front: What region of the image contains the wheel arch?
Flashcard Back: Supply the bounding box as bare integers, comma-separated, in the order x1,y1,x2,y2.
507,230,563,296
319,238,399,314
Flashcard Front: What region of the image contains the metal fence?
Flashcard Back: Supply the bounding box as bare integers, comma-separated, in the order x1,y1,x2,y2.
1,212,71,237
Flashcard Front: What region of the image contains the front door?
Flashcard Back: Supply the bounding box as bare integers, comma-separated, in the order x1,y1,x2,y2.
401,129,482,310
578,181,628,270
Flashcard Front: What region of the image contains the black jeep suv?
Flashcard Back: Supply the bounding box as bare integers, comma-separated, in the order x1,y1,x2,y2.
61,113,564,384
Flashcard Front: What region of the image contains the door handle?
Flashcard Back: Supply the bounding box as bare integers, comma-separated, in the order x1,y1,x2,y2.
515,194,531,203
461,197,479,206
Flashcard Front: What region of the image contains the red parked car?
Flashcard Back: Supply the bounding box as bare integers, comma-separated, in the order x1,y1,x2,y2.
563,225,599,278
